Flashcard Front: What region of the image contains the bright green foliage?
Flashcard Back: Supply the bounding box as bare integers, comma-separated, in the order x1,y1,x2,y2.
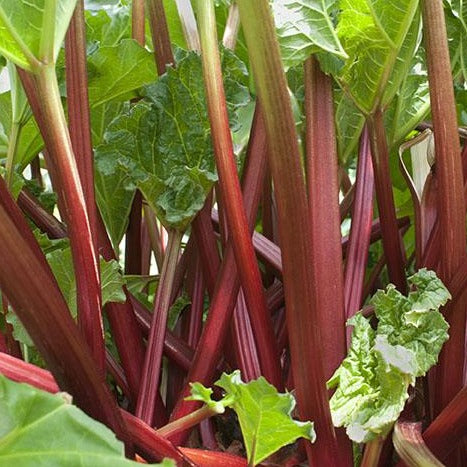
0,0,78,71
445,0,467,79
187,382,227,413
96,49,249,231
188,371,315,466
328,269,450,443
0,375,173,466
46,247,126,318
337,0,420,114
385,54,429,147
0,91,43,170
87,39,157,107
271,0,347,70
85,5,130,49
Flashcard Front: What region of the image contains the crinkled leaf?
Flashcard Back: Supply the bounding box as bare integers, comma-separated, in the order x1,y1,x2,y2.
0,0,78,71
216,371,316,466
271,0,347,70
0,375,172,466
328,314,413,442
47,247,126,318
96,53,218,230
337,0,420,114
87,39,157,107
329,269,450,442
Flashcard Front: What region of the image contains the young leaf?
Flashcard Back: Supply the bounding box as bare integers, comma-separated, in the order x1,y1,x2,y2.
46,247,126,318
271,0,347,70
0,0,78,71
328,269,450,443
216,371,316,466
336,0,420,113
0,375,172,466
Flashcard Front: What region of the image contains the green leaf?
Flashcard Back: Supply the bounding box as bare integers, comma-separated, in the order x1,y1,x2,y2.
271,0,347,70
186,382,227,413
328,269,450,442
335,88,365,164
0,0,78,71
95,148,135,251
87,39,157,107
0,375,172,466
167,295,191,331
96,52,218,231
85,5,131,49
337,0,420,114
385,51,429,147
47,247,126,318
0,91,43,170
216,371,316,466
445,0,467,79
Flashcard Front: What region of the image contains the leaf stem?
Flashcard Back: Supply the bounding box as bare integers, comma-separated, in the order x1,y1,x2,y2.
136,227,184,425
197,0,281,387
421,0,467,416
367,108,407,293
34,64,105,372
156,405,221,439
235,1,343,465
361,437,385,467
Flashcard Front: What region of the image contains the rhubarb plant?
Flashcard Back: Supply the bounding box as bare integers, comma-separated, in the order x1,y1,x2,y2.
0,1,465,466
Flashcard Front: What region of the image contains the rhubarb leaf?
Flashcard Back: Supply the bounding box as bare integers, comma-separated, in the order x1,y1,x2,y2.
87,39,157,107
0,375,172,466
95,147,135,250
46,247,126,318
95,52,218,231
328,269,450,442
271,0,347,70
216,371,316,466
336,0,420,114
186,383,227,413
0,0,78,71
445,0,467,79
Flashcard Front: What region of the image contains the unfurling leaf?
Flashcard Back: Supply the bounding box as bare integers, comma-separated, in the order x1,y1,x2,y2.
328,269,450,442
